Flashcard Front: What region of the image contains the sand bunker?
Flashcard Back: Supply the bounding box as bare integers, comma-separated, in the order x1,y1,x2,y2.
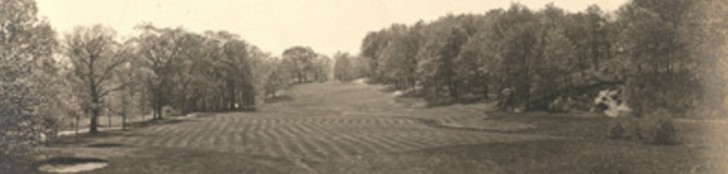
37,157,108,173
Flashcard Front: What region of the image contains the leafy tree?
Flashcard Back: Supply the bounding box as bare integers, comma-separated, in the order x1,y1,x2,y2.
133,24,188,119
417,21,469,105
333,52,366,82
0,0,59,171
531,4,579,98
333,52,354,81
262,57,291,98
312,54,332,82
65,25,127,134
360,31,390,80
495,4,538,110
456,10,503,99
108,43,145,130
616,0,697,115
282,46,317,83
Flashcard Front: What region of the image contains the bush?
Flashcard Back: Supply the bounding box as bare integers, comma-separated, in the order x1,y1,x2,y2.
626,72,701,117
162,106,182,116
606,120,626,139
548,96,567,113
637,109,677,145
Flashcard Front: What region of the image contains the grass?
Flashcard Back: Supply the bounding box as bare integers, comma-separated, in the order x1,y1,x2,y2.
312,111,727,174
20,80,727,174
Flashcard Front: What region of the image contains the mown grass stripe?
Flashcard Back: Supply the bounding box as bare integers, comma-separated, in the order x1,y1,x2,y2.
372,134,408,152
355,134,392,153
339,134,378,154
388,133,427,151
312,137,348,158
299,137,327,159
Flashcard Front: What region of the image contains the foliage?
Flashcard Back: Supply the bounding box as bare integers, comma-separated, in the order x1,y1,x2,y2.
0,0,59,171
356,1,725,118
333,52,365,82
281,46,317,83
65,25,126,133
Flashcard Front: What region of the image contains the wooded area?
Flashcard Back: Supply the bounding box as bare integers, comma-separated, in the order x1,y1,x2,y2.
338,0,727,118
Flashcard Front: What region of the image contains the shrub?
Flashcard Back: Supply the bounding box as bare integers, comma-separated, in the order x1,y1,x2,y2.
606,120,626,139
548,96,569,113
637,109,677,145
626,72,701,118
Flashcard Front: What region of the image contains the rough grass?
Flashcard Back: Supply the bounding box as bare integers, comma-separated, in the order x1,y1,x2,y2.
23,80,727,174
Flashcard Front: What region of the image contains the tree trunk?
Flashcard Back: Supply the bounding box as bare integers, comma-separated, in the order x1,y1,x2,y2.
141,87,147,121
154,88,164,120
481,76,489,99
452,81,460,101
89,107,100,134
155,103,163,120
121,110,127,130
448,75,459,101
75,115,80,142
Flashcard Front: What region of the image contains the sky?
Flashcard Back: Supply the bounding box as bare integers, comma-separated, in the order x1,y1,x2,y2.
36,0,628,56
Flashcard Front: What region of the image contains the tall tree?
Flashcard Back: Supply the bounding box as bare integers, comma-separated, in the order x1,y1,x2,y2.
417,20,469,105
262,57,290,98
616,0,696,115
312,54,332,82
0,0,59,171
531,4,579,97
333,52,365,82
456,9,504,98
134,24,188,119
66,25,126,134
360,31,390,80
495,4,538,110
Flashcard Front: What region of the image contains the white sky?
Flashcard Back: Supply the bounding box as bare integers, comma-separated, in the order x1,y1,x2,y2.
36,0,628,56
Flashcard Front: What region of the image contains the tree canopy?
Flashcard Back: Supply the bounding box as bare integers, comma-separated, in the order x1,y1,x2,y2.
351,1,727,116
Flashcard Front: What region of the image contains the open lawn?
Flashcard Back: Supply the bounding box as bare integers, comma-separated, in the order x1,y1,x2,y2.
25,81,727,174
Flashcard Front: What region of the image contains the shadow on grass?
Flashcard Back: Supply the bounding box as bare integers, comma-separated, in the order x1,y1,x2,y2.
407,139,708,174
378,85,398,93
51,131,129,147
128,119,191,129
484,111,611,139
265,95,294,104
412,118,532,134
86,143,126,148
93,147,306,174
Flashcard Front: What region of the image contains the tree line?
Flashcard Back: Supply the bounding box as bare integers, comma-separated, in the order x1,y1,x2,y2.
62,25,331,134
341,0,727,117
0,0,333,169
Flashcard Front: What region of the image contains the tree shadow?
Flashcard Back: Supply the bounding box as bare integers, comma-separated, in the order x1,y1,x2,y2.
86,143,126,148
128,119,190,129
265,95,294,104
